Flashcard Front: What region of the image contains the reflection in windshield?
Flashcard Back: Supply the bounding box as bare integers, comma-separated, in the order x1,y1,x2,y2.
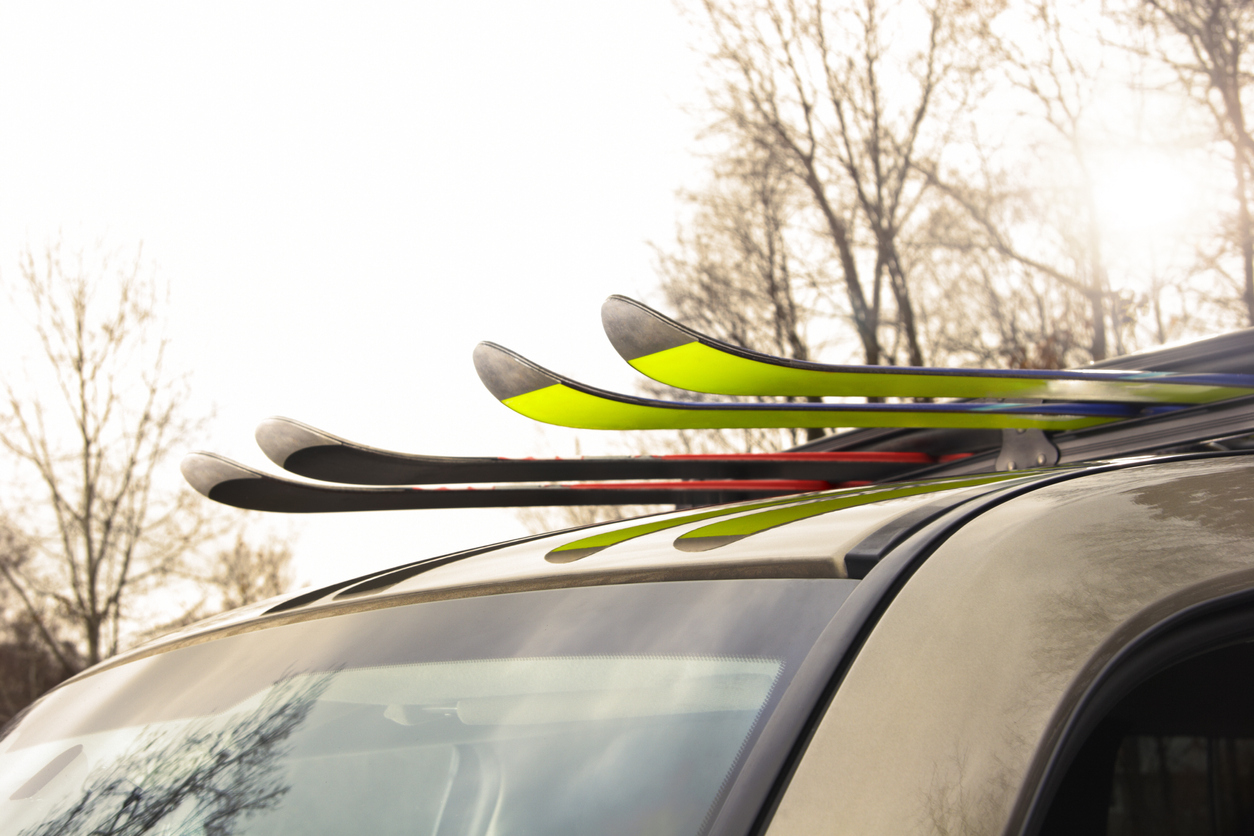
1,580,853,836
16,672,331,836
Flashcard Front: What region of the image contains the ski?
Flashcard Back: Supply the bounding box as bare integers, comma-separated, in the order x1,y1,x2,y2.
181,452,838,514
472,342,1147,432
255,416,938,485
602,295,1254,404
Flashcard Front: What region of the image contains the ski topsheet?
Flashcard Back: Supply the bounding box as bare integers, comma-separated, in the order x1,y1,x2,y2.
601,295,1254,403
472,342,1143,432
256,416,936,485
181,453,836,514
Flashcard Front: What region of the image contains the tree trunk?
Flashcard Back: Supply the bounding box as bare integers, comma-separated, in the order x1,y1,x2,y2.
1234,148,1254,325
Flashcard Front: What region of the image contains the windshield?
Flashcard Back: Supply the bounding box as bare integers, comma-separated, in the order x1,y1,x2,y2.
0,579,855,836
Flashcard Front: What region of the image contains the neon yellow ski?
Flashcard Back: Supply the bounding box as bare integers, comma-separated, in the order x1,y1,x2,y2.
473,342,1135,433
602,296,1254,404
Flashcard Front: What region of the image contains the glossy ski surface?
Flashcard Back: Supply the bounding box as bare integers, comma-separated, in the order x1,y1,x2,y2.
180,453,835,513
472,342,1143,432
602,295,1254,403
256,416,936,485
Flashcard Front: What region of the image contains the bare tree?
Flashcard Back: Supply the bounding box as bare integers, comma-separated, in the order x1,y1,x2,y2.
666,0,1249,390
695,0,1000,367
0,241,213,667
922,0,1254,365
206,532,295,612
0,518,79,724
136,527,300,640
915,218,1096,369
655,145,832,447
24,672,331,836
913,0,1133,363
659,151,813,363
1136,0,1254,325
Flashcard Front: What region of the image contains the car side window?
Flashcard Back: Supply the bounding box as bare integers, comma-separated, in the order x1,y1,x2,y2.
1039,639,1254,835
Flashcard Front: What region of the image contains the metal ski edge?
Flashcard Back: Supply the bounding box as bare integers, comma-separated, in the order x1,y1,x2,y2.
471,341,1142,432
600,295,1254,404
255,416,937,486
180,452,841,514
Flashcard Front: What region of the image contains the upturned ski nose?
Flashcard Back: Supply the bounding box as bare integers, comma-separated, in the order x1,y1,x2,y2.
473,341,560,402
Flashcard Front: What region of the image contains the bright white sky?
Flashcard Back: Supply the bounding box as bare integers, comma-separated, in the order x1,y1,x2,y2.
0,2,1228,602
0,2,706,588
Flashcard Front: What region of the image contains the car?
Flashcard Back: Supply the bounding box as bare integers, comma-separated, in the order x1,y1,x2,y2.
4,321,1254,836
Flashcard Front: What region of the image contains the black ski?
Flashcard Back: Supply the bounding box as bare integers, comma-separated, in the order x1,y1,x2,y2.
255,416,937,486
182,452,839,514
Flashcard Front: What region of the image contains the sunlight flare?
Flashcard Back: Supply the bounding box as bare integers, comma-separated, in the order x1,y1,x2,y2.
1092,149,1205,237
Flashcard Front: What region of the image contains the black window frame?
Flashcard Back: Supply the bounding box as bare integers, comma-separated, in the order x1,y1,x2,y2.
1020,589,1254,836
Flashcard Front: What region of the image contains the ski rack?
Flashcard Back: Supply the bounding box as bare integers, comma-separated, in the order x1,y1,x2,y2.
182,297,1254,515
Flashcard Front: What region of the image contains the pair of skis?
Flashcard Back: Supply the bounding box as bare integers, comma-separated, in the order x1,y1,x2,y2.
182,417,937,513
471,296,1254,433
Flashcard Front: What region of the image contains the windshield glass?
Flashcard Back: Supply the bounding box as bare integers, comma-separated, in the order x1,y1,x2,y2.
0,579,855,836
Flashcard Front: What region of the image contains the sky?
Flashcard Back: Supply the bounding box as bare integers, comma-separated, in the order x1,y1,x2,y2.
0,2,1231,602
0,2,708,588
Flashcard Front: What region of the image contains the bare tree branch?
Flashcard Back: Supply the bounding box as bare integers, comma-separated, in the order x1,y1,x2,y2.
0,240,218,666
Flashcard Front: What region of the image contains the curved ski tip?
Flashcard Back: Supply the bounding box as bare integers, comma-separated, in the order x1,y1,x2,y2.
473,342,563,402
181,452,263,498
601,295,696,362
255,416,341,468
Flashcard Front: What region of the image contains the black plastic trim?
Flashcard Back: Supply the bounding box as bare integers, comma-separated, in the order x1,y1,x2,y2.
843,497,982,578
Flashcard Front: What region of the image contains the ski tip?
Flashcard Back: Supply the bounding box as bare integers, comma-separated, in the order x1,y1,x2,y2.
255,416,341,468
181,452,262,499
473,342,563,402
601,295,698,362
182,452,330,514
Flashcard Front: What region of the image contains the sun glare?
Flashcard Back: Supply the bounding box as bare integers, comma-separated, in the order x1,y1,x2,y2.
1091,149,1208,239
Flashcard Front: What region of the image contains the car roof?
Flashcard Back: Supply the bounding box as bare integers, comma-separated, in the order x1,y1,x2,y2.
113,452,1249,671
